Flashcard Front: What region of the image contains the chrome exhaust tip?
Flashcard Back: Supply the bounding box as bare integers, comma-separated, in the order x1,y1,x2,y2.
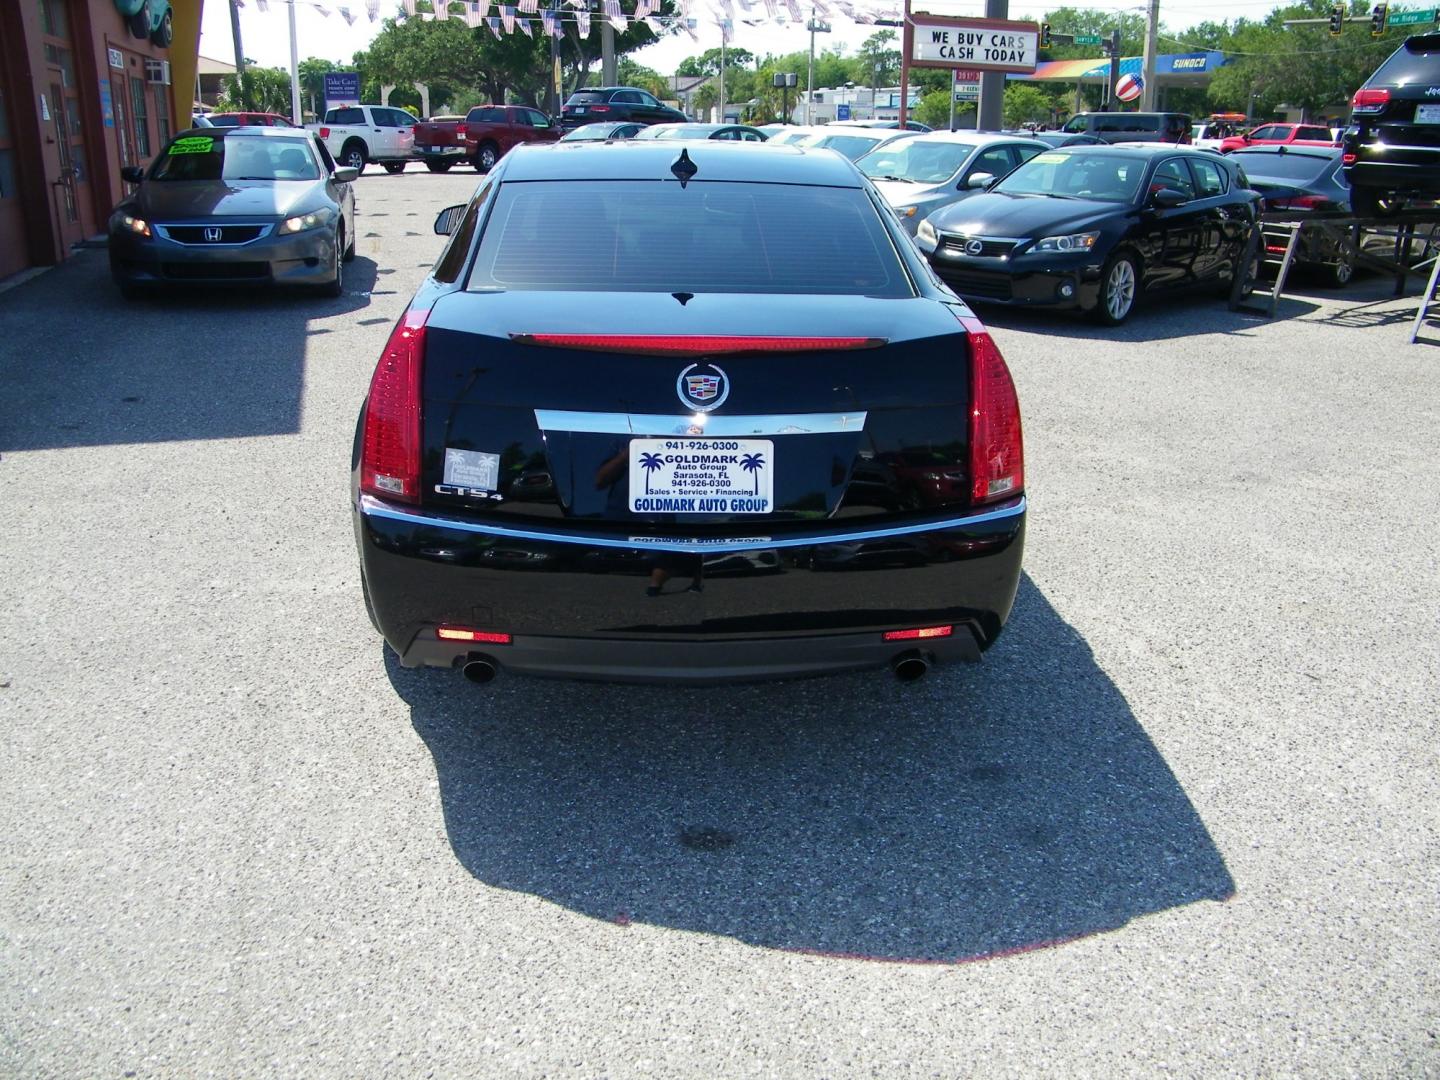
461,655,498,685
891,650,931,682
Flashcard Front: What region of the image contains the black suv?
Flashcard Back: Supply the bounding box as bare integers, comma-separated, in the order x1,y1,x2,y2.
1344,34,1440,214
1059,111,1192,144
560,87,687,130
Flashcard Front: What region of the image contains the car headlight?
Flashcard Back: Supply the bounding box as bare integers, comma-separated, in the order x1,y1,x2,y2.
113,213,151,238
916,219,937,244
895,205,919,218
277,209,332,234
1032,230,1101,253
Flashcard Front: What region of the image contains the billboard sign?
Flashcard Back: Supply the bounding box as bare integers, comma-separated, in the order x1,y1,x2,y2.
836,103,851,119
910,17,1040,73
323,72,361,109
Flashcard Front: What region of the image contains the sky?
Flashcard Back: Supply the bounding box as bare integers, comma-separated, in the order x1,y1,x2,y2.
199,0,1260,82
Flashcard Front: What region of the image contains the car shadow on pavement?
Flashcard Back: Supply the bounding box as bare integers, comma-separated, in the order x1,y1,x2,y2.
972,289,1319,342
0,250,376,453
388,574,1235,963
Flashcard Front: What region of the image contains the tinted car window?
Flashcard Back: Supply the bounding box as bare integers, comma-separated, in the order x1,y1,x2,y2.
527,110,551,128
469,181,911,297
967,145,1017,181
1151,158,1196,198
1364,34,1440,86
1189,157,1226,196
1248,126,1281,140
1098,115,1159,132
468,106,507,123
328,107,365,125
208,114,241,126
638,92,660,107
996,151,1145,202
1229,150,1336,181
1299,126,1331,140
612,91,641,103
567,91,610,104
149,134,321,181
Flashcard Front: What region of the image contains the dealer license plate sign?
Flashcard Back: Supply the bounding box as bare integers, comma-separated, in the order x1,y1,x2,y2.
1417,104,1440,123
629,438,774,514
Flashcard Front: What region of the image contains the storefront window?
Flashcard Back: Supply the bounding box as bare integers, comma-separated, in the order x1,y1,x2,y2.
131,77,150,158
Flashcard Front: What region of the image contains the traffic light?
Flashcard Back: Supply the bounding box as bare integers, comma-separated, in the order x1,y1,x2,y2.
1371,3,1388,35
1039,21,1051,48
1329,4,1345,34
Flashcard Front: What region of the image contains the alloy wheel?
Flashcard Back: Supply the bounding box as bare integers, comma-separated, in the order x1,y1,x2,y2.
1106,259,1135,321
346,148,365,171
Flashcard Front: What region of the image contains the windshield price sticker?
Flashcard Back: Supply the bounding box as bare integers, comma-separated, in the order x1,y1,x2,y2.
629,438,774,514
168,136,214,155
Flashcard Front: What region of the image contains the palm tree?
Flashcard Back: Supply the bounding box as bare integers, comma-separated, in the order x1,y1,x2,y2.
639,452,664,494
739,452,765,495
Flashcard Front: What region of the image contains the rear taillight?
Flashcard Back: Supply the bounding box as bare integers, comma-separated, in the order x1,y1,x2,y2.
1352,87,1390,114
319,126,331,138
1342,152,1357,165
511,333,883,355
1271,194,1328,210
882,625,953,641
360,307,428,504
457,123,467,139
590,104,611,113
960,316,1023,505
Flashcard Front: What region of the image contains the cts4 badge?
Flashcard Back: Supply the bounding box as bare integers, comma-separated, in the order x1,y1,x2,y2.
676,363,730,412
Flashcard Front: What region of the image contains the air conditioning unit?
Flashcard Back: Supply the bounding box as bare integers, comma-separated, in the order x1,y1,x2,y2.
144,59,171,86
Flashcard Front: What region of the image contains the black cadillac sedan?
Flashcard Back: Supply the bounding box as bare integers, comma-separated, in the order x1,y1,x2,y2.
914,145,1259,324
109,127,357,298
352,142,1026,684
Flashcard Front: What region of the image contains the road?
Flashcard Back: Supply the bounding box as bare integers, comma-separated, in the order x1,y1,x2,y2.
1,163,1437,1077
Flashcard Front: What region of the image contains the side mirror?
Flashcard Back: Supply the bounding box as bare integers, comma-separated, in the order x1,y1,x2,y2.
120,165,145,184
332,166,359,183
434,204,466,236
965,172,995,190
1149,187,1188,209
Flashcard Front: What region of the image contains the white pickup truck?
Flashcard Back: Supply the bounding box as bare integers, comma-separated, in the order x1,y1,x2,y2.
308,105,416,175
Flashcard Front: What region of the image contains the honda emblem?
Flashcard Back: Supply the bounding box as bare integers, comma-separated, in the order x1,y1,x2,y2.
204,227,222,242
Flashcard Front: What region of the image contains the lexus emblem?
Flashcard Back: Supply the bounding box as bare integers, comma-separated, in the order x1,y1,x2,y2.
964,238,985,256
204,227,223,242
676,363,730,413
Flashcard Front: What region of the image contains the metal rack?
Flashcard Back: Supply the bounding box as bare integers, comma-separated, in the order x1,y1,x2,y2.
1228,208,1440,339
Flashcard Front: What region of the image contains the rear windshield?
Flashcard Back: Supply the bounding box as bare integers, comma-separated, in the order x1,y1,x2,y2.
858,139,969,184
814,134,884,160
1229,150,1337,180
995,151,1145,202
207,115,242,126
469,180,911,296
1367,35,1440,86
566,91,610,104
148,134,321,181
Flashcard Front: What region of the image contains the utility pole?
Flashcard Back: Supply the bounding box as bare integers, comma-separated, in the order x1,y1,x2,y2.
1107,27,1121,107
287,0,302,125
976,0,1007,130
1139,0,1160,110
804,11,831,124
719,28,727,121
898,0,911,127
228,0,248,108
601,0,616,87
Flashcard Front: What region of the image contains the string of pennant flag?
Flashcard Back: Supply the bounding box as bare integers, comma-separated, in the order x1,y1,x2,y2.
234,0,902,41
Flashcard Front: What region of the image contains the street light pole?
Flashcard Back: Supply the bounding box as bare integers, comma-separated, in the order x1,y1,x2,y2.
287,0,302,125
228,0,248,109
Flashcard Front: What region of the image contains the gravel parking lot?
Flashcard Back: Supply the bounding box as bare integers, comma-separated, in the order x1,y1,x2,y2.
2,164,1436,1077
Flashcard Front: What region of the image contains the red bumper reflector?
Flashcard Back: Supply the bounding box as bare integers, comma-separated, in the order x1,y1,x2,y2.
437,626,513,644
882,625,954,641
511,333,885,355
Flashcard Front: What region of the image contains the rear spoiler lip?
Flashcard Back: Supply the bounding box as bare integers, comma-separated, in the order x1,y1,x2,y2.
509,333,888,356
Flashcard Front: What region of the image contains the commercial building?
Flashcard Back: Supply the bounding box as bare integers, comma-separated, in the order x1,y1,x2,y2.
0,0,201,280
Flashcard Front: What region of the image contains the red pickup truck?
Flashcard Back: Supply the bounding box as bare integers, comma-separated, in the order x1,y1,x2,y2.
460,105,562,171
411,115,468,173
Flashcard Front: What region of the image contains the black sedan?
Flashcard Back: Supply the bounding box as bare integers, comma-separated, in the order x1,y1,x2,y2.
559,121,644,142
1231,145,1354,287
352,142,1026,684
110,127,357,297
915,145,1259,324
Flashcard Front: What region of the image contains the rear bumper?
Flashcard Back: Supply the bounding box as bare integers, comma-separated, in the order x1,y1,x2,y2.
1345,146,1440,194
354,493,1026,683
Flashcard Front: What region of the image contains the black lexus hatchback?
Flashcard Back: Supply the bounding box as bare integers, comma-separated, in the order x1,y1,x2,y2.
352,141,1025,684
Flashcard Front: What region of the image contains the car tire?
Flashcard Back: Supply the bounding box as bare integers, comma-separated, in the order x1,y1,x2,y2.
151,6,173,46
425,161,453,173
1350,186,1401,217
342,219,356,262
1091,250,1139,325
320,227,344,298
383,161,406,175
476,142,499,172
341,142,368,175
1321,249,1354,289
